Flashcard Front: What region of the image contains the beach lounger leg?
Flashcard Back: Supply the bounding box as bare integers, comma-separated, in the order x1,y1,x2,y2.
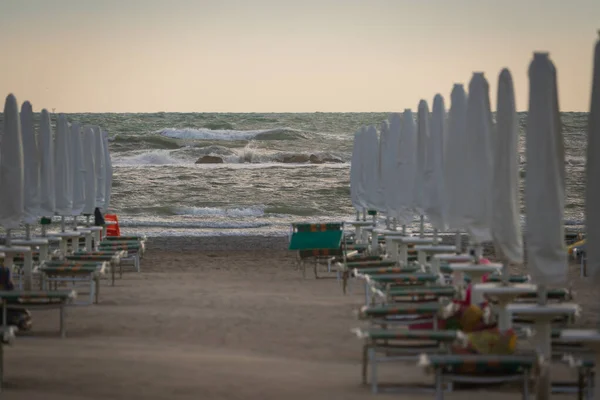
361,343,368,385
60,304,67,338
435,368,444,400
0,342,3,392
95,276,100,304
369,347,378,394
523,369,529,400
136,255,141,273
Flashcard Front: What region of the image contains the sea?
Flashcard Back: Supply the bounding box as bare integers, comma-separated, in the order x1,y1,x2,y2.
0,112,590,238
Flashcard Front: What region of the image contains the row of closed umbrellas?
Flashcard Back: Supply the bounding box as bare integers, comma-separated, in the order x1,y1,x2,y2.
0,94,113,240
350,51,576,286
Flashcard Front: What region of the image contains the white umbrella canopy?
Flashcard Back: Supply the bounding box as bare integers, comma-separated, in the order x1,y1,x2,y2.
412,100,430,215
350,126,367,213
82,126,97,215
461,73,494,244
423,95,447,231
492,69,524,264
395,109,417,225
378,119,392,217
102,129,113,212
70,122,86,216
382,113,402,219
0,94,24,231
20,101,41,225
362,125,385,213
525,53,567,285
54,114,73,217
92,126,106,210
444,84,469,231
587,33,600,283
39,109,55,218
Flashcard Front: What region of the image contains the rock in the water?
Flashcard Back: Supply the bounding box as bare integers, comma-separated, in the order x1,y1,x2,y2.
309,154,324,164
282,154,310,163
309,154,343,164
195,155,224,164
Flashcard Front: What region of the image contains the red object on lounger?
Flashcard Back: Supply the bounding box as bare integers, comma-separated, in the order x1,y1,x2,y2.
105,214,121,237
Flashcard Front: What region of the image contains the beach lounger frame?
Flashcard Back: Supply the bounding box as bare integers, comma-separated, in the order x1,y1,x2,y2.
0,290,76,338
418,353,540,400
0,325,16,392
288,222,346,279
40,262,106,306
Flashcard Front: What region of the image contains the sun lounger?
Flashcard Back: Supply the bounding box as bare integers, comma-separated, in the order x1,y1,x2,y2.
353,328,467,393
0,290,76,337
374,286,460,304
98,242,141,272
358,302,446,329
418,353,540,399
67,250,125,286
288,222,346,280
39,261,106,305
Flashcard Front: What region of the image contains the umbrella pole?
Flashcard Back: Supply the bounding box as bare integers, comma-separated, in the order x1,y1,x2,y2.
419,215,424,238
392,218,397,231
86,215,91,227
362,209,366,221
454,231,461,253
61,216,65,232
25,224,31,240
73,216,78,231
356,210,360,221
5,229,11,247
402,224,406,235
433,229,438,243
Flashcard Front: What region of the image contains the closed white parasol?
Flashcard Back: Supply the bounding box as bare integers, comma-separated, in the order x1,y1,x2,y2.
54,114,73,223
444,84,469,232
93,126,106,210
525,53,567,285
395,109,417,227
102,129,113,212
382,113,402,221
0,94,25,236
20,101,41,227
424,95,447,231
461,73,494,248
71,122,86,217
362,125,384,213
492,69,523,266
586,34,600,283
82,126,97,216
39,109,56,222
350,126,367,217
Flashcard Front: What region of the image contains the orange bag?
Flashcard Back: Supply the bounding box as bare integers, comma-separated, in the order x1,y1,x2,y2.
104,214,121,237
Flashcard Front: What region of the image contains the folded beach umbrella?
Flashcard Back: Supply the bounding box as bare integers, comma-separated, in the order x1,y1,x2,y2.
381,113,402,219
587,33,600,283
460,73,494,244
395,109,417,226
525,53,567,285
350,126,367,215
20,101,41,227
423,95,447,231
412,100,430,215
444,84,469,231
39,109,55,223
492,69,523,265
0,94,25,237
82,126,97,216
92,126,106,210
362,125,385,213
54,114,73,219
71,122,86,217
103,129,113,212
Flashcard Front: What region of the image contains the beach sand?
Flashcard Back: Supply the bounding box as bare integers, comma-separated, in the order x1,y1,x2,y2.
2,236,593,400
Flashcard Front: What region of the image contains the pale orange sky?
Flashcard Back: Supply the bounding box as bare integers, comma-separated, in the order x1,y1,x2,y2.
0,0,598,112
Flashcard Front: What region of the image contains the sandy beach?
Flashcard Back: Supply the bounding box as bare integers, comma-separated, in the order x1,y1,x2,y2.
2,236,593,400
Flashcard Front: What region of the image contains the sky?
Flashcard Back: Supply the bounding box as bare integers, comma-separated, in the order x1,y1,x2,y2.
0,0,598,112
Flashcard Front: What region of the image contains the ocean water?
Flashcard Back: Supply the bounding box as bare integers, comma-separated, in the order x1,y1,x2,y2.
0,112,589,237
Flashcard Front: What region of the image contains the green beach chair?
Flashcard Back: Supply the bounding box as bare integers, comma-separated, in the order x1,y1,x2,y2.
288,222,345,279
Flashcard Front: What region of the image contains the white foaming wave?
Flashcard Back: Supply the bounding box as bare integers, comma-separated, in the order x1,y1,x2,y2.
159,127,301,141
172,206,265,217
113,150,186,166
